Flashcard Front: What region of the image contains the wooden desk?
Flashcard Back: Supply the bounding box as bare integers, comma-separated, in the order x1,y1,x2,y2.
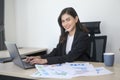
0,62,120,80
0,48,47,58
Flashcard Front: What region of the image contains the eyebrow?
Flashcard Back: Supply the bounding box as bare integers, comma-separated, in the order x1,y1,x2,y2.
62,17,71,21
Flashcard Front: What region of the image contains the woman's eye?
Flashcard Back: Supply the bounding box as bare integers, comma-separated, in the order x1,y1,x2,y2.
66,18,70,21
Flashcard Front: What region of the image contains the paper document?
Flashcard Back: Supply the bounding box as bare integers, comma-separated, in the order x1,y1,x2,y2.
32,64,76,79
31,62,112,79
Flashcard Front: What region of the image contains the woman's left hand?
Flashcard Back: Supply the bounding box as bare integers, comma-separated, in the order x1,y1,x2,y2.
29,58,47,65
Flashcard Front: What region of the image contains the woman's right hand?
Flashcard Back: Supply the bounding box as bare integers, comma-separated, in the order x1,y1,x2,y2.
25,56,41,63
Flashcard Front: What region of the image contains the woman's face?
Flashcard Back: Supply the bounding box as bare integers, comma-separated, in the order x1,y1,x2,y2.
61,13,78,34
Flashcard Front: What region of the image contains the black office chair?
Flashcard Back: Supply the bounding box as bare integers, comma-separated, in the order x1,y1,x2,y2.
81,21,107,62
89,35,107,62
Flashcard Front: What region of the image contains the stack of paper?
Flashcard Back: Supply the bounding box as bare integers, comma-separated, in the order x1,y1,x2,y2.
31,62,112,79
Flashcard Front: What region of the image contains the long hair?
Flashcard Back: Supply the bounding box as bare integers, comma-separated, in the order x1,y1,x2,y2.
58,7,88,43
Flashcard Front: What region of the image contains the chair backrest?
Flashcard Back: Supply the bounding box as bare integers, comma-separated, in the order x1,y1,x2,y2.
89,35,107,62
81,21,101,35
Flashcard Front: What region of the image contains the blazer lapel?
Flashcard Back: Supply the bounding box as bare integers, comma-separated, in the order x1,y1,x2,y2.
71,27,80,49
62,35,67,55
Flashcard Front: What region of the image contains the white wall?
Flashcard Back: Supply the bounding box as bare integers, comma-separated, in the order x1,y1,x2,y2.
5,0,16,42
5,0,120,63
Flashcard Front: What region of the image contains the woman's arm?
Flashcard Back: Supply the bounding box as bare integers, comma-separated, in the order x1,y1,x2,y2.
40,43,62,58
46,32,90,64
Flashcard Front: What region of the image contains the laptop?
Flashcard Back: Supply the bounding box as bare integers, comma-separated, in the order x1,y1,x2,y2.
0,57,13,63
5,42,34,69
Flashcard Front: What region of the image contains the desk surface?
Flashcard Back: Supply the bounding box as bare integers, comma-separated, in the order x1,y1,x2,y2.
0,48,47,58
0,62,120,80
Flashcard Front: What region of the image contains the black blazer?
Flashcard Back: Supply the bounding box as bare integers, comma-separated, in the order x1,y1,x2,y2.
41,28,90,64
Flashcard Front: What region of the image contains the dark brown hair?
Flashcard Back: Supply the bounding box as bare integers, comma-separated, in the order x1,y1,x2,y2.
58,7,88,43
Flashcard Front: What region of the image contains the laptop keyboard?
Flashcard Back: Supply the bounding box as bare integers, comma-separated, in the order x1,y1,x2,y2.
22,61,34,68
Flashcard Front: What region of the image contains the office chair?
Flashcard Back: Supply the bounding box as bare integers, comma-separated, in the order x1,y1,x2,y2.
89,35,107,62
81,21,107,62
81,21,101,36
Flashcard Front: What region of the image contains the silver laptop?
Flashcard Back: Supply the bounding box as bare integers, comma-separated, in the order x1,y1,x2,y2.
5,42,34,69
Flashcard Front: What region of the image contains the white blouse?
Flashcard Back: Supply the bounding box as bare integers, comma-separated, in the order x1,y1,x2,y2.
66,35,74,54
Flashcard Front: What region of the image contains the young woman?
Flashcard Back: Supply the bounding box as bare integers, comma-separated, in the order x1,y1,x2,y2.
26,7,90,65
